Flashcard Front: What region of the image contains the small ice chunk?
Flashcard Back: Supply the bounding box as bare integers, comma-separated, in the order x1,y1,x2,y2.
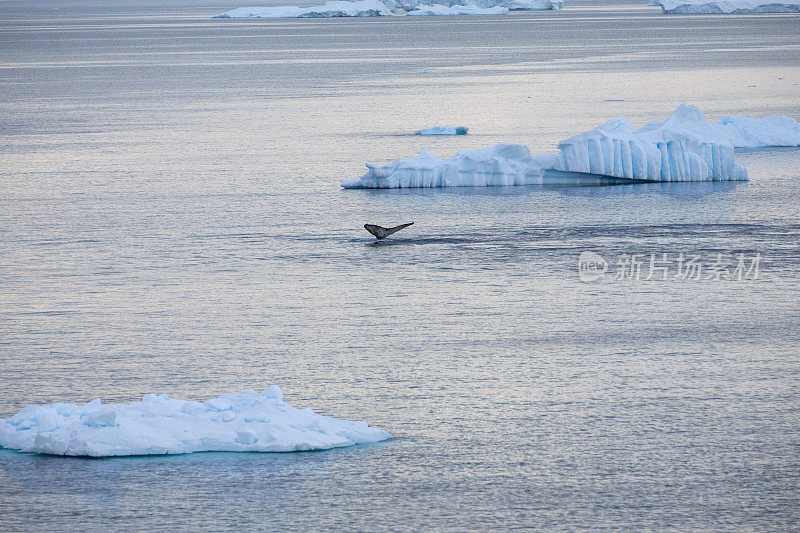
415,126,469,135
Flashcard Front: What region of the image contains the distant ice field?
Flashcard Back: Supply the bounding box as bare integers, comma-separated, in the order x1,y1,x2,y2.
0,0,799,530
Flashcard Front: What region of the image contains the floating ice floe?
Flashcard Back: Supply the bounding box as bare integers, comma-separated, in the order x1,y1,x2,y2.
343,105,800,188
649,0,800,13
215,0,392,18
216,0,558,18
386,0,560,10
0,388,390,457
715,114,800,148
407,4,509,14
415,126,470,135
341,143,558,188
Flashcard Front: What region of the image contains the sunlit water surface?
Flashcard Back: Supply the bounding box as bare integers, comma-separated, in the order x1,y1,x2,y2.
1,0,799,530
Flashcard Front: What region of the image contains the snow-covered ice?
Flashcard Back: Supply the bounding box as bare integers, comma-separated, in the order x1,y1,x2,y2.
216,0,560,17
215,0,392,18
386,0,560,11
649,0,800,13
715,114,800,148
407,4,508,14
554,104,749,182
415,126,470,135
341,143,558,188
0,388,391,457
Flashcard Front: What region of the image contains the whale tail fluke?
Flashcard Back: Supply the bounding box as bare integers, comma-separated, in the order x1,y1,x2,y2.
364,222,414,240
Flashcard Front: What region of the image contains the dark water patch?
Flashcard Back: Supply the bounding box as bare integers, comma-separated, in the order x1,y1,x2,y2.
358,236,488,246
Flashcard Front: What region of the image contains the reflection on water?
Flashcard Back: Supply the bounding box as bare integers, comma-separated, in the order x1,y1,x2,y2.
553,179,743,197
356,178,745,198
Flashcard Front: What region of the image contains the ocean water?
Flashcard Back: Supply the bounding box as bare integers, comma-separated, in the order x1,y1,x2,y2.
1,0,799,530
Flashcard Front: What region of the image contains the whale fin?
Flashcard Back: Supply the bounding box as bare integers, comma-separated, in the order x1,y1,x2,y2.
364,222,414,240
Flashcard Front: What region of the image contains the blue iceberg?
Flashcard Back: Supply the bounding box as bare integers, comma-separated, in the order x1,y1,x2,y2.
343,105,800,189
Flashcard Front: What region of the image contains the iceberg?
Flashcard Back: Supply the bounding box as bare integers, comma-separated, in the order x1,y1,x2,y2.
715,114,800,148
554,104,749,182
407,4,509,14
0,388,391,457
215,0,392,18
343,105,800,189
649,0,800,13
385,0,560,11
216,0,560,17
415,126,470,135
341,143,558,188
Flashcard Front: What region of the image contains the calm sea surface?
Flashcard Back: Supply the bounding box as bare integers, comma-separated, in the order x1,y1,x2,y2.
1,0,799,530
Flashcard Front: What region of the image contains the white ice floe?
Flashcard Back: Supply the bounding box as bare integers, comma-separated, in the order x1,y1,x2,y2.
650,0,800,13
415,126,470,135
407,4,509,14
715,114,800,148
215,0,392,18
0,388,390,457
216,0,558,17
554,104,749,182
341,143,558,188
386,0,560,10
